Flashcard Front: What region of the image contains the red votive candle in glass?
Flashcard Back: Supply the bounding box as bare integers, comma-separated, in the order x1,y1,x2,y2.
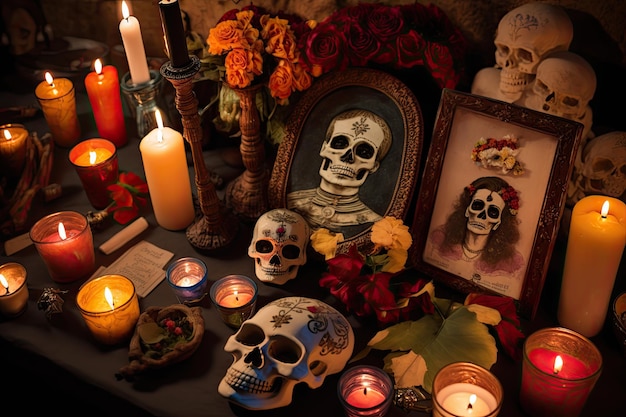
520,327,602,417
30,211,95,283
210,275,258,328
69,138,119,209
0,262,29,317
338,365,394,417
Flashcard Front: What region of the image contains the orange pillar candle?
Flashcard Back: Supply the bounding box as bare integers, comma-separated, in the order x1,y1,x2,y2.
558,196,626,337
139,109,194,230
29,211,95,283
0,262,29,317
69,138,119,209
210,275,258,328
34,71,81,147
76,274,140,345
0,124,29,178
85,59,128,147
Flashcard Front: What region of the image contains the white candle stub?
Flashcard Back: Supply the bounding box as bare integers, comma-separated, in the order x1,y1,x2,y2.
99,217,149,255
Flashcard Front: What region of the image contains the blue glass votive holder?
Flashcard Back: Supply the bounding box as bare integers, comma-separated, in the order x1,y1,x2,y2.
166,257,208,304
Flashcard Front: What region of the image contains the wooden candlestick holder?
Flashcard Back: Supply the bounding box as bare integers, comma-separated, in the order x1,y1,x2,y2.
160,56,238,251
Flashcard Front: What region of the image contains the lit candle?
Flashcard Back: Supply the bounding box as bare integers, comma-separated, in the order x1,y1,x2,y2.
0,263,29,317
520,327,602,417
119,1,151,85
34,71,81,147
558,195,626,337
166,257,208,303
69,138,119,209
210,275,258,328
84,59,128,147
29,211,95,283
76,274,140,345
158,0,191,68
0,123,29,178
139,109,195,230
338,365,394,417
437,384,496,416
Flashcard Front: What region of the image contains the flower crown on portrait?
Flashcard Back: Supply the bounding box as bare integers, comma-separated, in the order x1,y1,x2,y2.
467,184,520,216
471,135,525,176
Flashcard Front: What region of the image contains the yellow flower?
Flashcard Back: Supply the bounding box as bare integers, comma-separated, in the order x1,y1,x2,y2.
371,216,412,251
381,248,408,273
310,228,344,260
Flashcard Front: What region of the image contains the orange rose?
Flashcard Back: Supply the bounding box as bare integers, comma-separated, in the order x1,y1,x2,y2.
207,20,245,55
225,49,253,88
226,67,250,89
292,62,312,91
268,60,294,103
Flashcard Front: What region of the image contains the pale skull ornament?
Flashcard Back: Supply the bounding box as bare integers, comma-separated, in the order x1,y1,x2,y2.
579,131,626,199
465,189,506,235
218,297,355,410
248,209,310,285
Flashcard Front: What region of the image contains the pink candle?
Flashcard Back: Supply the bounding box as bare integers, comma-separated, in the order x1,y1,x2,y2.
338,366,394,417
30,211,95,283
346,387,386,408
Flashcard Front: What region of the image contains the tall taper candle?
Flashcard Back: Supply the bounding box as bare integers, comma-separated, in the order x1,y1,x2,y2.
158,0,191,68
119,1,150,85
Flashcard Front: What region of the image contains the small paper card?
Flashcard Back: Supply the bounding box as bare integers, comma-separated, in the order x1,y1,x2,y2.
92,240,174,298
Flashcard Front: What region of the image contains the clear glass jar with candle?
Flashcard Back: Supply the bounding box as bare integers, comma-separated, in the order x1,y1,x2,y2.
210,274,258,328
166,257,208,304
0,123,29,181
0,262,29,317
337,365,394,417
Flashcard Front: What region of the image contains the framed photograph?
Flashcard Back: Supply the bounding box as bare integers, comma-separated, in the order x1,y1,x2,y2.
269,68,424,252
410,89,584,319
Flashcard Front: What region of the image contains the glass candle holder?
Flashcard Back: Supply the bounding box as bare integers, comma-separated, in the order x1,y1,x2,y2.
520,327,602,417
29,211,95,283
167,257,208,304
210,274,258,328
432,362,503,417
76,274,140,345
0,262,29,317
337,365,394,417
0,123,29,180
120,69,169,138
69,138,119,209
34,74,81,147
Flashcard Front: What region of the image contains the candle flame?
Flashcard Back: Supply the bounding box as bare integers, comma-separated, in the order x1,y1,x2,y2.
94,58,103,75
553,355,563,374
58,222,67,240
3,129,10,140
0,273,8,293
44,71,55,87
234,290,239,302
363,387,368,395
89,150,97,165
467,394,476,411
155,109,164,142
104,287,115,310
601,200,610,218
121,1,130,20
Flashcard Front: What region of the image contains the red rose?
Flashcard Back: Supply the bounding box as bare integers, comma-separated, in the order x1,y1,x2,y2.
345,24,380,66
423,41,459,89
365,5,404,42
396,30,425,69
304,22,348,73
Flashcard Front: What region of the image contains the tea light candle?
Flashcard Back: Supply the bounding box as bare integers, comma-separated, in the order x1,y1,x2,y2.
338,366,394,417
558,196,626,337
69,138,119,209
84,59,128,147
0,262,29,317
166,257,208,304
119,1,150,86
34,71,81,147
29,211,95,283
432,362,503,417
139,109,194,230
520,327,602,417
210,275,258,328
0,123,29,177
158,0,191,68
76,274,140,345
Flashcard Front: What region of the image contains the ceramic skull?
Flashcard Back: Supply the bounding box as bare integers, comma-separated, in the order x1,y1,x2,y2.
218,297,355,410
319,109,391,193
249,209,310,285
493,2,573,100
578,131,626,199
465,189,506,234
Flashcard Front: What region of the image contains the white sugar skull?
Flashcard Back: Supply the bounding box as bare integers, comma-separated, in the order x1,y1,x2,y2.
218,297,355,410
249,209,310,285
579,131,626,199
494,3,573,100
465,189,506,235
319,109,391,194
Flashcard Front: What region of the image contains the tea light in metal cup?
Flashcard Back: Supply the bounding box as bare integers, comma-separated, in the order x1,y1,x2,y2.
210,275,258,328
69,138,119,209
0,262,29,317
337,365,394,417
166,257,208,304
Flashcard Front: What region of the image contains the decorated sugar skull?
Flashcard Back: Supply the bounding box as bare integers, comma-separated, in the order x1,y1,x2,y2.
319,109,392,193
218,297,355,410
578,131,626,200
465,188,506,234
248,209,310,285
494,3,573,100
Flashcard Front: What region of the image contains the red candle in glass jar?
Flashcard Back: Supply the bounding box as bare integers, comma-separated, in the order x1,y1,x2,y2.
69,138,119,209
85,59,128,147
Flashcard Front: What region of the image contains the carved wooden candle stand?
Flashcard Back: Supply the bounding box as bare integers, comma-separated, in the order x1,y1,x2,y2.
160,56,238,251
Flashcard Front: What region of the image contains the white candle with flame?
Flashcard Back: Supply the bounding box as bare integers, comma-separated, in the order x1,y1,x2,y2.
119,1,150,85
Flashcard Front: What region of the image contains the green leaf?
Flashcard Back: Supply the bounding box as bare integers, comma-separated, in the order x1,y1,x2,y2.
137,322,166,344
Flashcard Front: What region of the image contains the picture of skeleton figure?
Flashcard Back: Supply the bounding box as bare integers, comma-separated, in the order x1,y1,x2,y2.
287,109,391,231
424,176,525,298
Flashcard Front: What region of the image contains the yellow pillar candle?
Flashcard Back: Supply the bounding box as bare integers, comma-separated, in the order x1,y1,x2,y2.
0,262,29,317
558,196,626,337
76,274,140,345
139,109,194,230
0,124,29,178
35,72,81,147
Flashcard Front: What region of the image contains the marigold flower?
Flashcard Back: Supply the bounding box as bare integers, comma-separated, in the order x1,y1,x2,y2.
371,216,412,251
310,228,344,260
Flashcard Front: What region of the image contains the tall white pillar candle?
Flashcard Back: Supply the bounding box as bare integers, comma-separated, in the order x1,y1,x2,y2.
119,1,150,85
139,110,195,230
